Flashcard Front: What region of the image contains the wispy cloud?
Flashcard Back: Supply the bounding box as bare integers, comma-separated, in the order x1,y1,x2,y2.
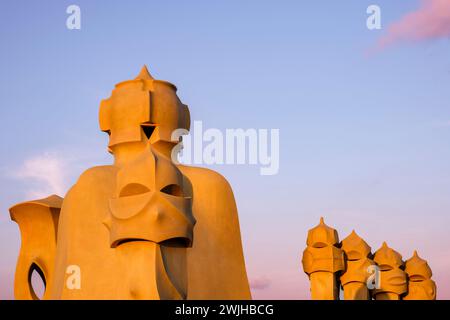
12,152,68,199
6,142,112,201
249,276,271,290
374,0,450,52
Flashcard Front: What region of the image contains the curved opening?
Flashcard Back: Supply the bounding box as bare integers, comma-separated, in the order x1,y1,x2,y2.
112,238,150,248
160,184,184,197
119,183,150,197
409,275,426,282
113,237,191,248
141,123,156,140
377,264,394,271
160,237,191,248
311,242,328,248
28,263,46,300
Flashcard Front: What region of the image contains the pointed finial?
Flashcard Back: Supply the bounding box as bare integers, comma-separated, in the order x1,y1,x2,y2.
374,241,403,268
307,216,339,247
135,65,154,80
341,229,371,259
405,250,433,282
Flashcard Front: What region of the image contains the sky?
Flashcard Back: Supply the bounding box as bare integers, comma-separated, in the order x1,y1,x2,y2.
1,0,450,300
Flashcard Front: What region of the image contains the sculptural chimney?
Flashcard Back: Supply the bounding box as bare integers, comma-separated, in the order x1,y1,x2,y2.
372,242,407,300
10,66,251,300
301,217,345,299
403,250,436,300
340,230,375,300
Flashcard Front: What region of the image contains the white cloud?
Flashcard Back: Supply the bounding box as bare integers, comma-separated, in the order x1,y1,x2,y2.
7,145,112,201
13,152,68,199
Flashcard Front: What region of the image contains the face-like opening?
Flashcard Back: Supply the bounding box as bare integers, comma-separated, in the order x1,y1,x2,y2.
112,237,190,248
311,242,328,249
378,264,394,271
409,274,426,282
160,184,184,197
141,122,156,140
112,238,150,247
344,250,364,261
28,263,46,300
119,183,150,197
160,237,191,247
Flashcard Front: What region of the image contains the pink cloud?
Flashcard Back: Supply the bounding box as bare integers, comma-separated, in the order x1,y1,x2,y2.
249,276,271,290
376,0,450,51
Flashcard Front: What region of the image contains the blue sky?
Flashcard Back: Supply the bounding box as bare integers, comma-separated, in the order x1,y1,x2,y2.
1,0,450,299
